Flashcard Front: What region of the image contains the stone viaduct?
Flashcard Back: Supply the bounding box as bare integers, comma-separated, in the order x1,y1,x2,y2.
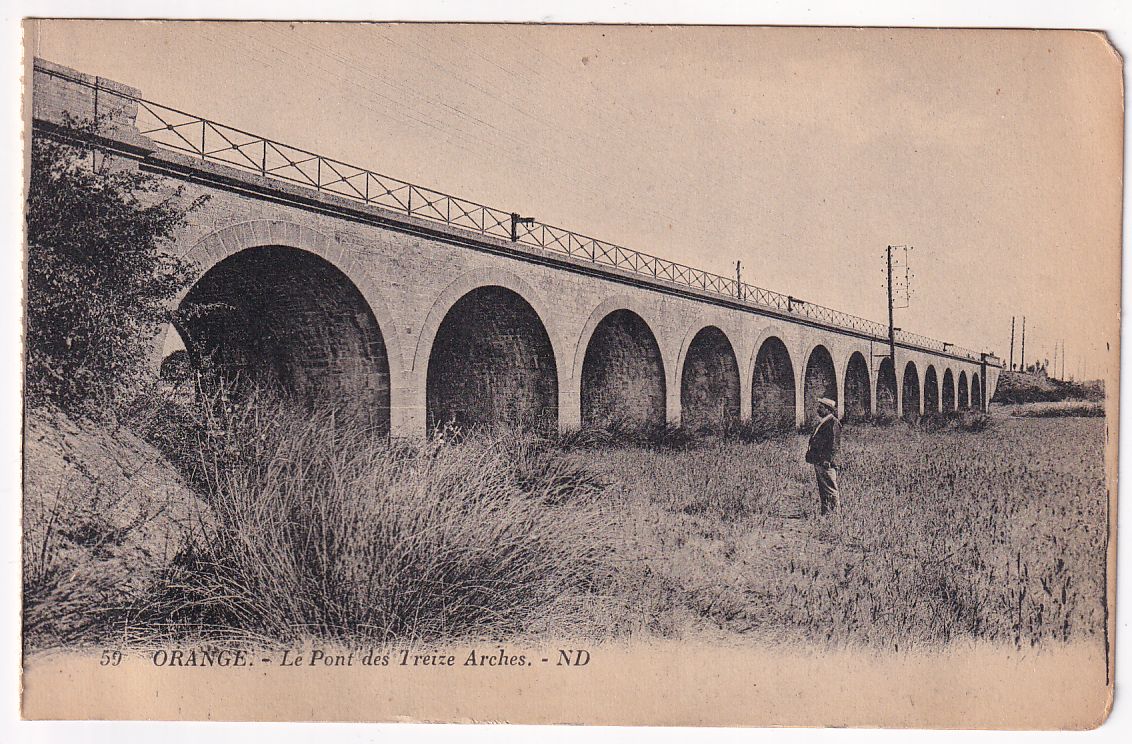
31,59,1002,437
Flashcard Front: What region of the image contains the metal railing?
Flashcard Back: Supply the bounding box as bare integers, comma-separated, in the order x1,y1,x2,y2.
35,62,988,363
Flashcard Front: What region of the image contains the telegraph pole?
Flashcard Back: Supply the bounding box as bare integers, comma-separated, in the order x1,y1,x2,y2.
887,245,896,369
1009,316,1015,370
1020,316,1027,372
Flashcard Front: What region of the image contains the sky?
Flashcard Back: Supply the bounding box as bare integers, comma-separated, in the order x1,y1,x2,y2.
25,21,1124,379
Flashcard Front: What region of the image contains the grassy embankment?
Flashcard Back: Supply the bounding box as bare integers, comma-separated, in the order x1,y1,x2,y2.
24,397,1108,651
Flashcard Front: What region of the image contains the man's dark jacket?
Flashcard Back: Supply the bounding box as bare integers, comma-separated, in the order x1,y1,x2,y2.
805,414,842,467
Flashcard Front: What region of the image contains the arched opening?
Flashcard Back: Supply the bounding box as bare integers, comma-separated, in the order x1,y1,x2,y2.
942,369,956,411
803,345,837,426
426,286,558,433
924,365,940,414
175,245,391,431
680,326,740,432
751,336,796,431
580,309,666,432
958,371,970,410
876,357,898,416
902,361,921,419
843,351,872,422
971,372,983,412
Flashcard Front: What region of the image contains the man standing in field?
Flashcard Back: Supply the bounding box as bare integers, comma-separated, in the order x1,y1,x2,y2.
805,397,842,516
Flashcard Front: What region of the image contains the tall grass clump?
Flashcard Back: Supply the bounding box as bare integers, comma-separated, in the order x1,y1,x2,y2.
143,396,617,643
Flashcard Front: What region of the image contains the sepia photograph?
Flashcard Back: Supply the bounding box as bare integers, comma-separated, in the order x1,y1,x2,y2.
14,15,1123,730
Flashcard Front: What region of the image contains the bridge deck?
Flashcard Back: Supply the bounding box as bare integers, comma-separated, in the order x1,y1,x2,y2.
31,59,998,367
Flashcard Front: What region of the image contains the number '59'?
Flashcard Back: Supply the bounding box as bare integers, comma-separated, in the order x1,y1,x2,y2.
99,650,122,666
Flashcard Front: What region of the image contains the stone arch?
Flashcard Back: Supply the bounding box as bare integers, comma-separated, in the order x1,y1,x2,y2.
924,365,940,414
942,369,956,411
413,268,565,378
803,344,838,426
902,360,921,419
579,309,666,432
876,356,898,416
750,335,796,431
425,285,558,432
958,370,970,410
175,243,392,432
679,325,741,431
173,219,405,375
572,296,670,385
843,351,872,422
971,372,983,412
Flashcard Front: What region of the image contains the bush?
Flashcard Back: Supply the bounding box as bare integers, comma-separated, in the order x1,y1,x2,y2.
1006,402,1105,418
992,371,1104,404
953,411,995,432
137,398,617,642
722,410,793,442
559,412,793,452
25,120,204,415
914,411,995,433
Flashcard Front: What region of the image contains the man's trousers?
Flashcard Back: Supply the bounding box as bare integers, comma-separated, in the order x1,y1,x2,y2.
814,464,840,515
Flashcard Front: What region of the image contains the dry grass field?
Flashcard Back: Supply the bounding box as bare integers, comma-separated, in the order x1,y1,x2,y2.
573,416,1108,648
24,400,1109,652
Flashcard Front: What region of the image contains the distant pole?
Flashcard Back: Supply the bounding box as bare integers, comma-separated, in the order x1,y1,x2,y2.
887,245,896,370
1052,342,1058,379
1009,316,1015,370
1020,316,1027,372
735,260,742,300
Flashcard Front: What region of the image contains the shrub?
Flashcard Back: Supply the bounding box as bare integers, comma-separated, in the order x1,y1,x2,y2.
560,412,793,452
953,411,995,432
25,119,204,415
1007,402,1104,418
722,410,792,442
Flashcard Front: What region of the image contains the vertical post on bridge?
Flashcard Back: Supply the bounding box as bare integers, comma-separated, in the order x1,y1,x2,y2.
510,213,535,242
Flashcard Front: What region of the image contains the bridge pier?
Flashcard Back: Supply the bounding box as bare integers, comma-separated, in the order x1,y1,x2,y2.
663,383,680,429
558,385,582,434
390,384,425,439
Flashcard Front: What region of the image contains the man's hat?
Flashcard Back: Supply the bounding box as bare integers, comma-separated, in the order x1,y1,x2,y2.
817,397,837,410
